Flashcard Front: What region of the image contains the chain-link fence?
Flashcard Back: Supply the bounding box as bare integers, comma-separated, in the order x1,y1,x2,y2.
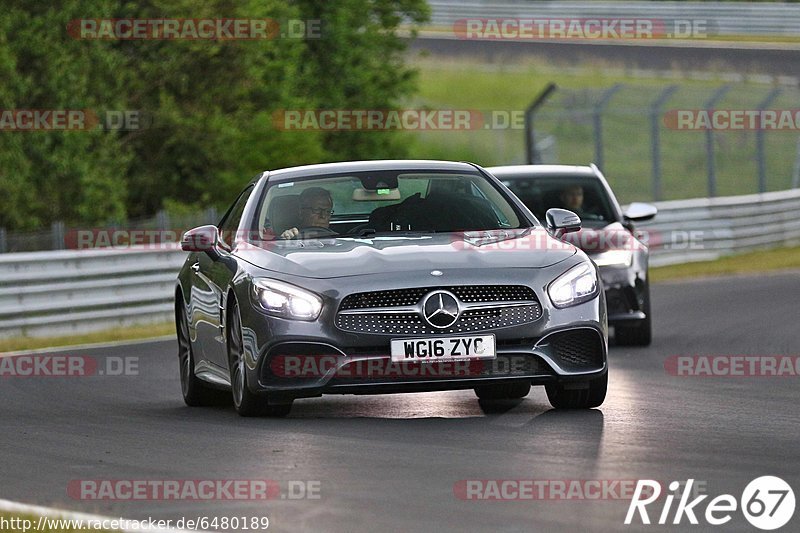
0,208,219,254
528,82,800,203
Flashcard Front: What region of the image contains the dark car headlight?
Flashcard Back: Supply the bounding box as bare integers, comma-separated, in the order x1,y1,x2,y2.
252,278,323,321
548,263,599,308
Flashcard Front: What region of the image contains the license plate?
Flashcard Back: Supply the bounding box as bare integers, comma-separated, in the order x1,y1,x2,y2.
390,335,496,363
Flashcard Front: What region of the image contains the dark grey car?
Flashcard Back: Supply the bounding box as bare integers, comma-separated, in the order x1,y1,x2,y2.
176,160,608,416
487,164,657,346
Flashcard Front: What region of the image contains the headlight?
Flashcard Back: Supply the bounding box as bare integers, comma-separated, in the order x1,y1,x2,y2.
548,262,599,308
591,249,633,267
252,279,323,320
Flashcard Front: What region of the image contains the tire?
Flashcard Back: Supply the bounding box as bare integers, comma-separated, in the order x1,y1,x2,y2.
615,282,652,347
227,298,292,418
176,302,219,407
474,381,531,400
545,373,607,409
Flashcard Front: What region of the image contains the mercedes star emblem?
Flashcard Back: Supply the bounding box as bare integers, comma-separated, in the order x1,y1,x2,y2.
421,290,460,329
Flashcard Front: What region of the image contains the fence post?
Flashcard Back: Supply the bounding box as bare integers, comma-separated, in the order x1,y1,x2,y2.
156,210,170,230
593,84,623,171
207,206,219,225
0,227,6,254
704,84,732,197
792,138,800,189
51,221,65,250
524,82,558,164
755,87,781,193
649,84,679,201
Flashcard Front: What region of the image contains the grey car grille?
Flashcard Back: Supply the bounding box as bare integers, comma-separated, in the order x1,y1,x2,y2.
336,285,542,335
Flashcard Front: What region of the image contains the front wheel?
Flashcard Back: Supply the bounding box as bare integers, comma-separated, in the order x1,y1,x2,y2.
228,299,292,417
176,302,219,406
545,373,607,409
615,282,652,346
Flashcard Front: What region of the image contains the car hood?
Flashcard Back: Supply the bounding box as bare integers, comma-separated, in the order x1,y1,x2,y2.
235,228,576,279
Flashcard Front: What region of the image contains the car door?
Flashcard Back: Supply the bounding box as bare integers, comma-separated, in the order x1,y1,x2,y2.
192,185,254,371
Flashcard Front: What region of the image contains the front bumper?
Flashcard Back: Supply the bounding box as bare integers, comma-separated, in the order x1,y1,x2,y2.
597,264,647,323
238,267,608,398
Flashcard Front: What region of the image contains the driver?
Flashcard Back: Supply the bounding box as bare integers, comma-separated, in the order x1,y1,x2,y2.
559,184,601,220
280,187,334,239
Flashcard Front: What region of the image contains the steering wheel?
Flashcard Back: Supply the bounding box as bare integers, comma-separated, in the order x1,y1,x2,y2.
296,226,337,239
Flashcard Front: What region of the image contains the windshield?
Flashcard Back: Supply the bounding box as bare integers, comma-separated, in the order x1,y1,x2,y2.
502,176,616,227
255,170,525,239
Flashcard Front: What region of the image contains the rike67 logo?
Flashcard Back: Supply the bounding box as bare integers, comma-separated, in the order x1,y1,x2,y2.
625,477,795,530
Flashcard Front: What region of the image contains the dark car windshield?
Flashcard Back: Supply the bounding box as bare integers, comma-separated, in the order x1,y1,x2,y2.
256,170,526,239
502,176,616,227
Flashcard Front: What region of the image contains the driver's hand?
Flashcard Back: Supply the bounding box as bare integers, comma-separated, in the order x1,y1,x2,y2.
280,227,299,239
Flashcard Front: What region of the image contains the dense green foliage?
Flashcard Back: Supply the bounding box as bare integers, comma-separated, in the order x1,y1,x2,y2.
0,0,429,230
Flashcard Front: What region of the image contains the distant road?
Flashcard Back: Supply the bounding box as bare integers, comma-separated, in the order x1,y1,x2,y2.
410,36,800,79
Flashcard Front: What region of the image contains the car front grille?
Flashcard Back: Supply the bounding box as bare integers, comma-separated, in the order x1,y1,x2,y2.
336,285,542,335
339,285,539,310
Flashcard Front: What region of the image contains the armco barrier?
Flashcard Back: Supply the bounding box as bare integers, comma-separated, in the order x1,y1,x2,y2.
1,188,799,338
641,187,800,267
0,246,186,339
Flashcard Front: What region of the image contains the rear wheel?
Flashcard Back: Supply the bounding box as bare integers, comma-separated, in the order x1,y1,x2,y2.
228,299,292,417
474,381,531,400
545,373,607,409
176,302,218,406
615,282,652,346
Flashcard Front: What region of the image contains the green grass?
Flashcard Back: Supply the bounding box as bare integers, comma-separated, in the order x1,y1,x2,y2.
0,511,119,532
651,245,800,282
0,322,174,354
406,57,800,204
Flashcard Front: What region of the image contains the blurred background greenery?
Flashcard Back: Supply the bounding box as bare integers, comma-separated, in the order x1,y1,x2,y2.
2,0,799,234
0,0,430,231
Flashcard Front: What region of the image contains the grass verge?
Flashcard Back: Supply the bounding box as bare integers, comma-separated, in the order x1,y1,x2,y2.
0,511,120,532
407,57,800,204
651,245,800,282
0,322,174,354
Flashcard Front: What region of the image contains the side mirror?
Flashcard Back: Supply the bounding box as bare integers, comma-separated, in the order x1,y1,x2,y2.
181,225,221,258
545,208,581,236
623,202,657,222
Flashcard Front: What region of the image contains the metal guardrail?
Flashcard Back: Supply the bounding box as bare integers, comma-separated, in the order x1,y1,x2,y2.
427,1,800,37
0,247,185,338
642,187,800,267
1,187,799,338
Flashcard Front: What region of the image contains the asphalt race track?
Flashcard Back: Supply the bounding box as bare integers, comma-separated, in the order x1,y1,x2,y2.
2,271,799,532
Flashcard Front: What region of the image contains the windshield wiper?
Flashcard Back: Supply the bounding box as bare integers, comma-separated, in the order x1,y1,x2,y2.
346,228,438,239
355,228,377,238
